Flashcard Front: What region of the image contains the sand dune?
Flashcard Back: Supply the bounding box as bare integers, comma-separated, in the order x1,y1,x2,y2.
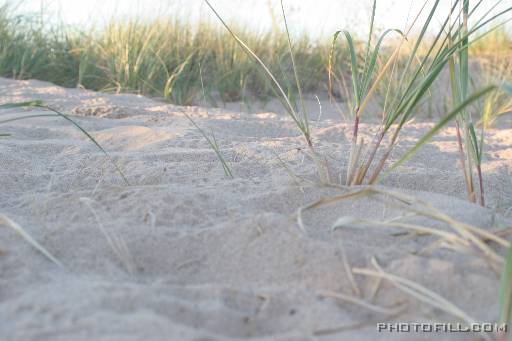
1,77,511,340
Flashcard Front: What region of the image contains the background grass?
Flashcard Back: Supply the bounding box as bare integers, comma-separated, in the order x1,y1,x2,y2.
0,3,340,106
0,2,510,115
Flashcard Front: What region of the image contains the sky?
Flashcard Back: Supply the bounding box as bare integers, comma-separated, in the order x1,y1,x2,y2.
8,0,512,38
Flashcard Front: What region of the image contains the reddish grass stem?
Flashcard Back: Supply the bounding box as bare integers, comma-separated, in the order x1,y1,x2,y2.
356,130,385,185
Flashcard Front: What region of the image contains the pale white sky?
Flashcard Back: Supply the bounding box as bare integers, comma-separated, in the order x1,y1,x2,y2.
8,0,512,38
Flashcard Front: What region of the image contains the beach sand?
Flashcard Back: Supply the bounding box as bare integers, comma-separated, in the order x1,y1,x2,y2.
1,77,511,340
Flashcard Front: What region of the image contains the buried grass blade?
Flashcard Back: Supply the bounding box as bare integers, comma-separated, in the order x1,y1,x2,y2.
298,185,509,340
353,260,493,341
0,213,64,268
0,101,129,185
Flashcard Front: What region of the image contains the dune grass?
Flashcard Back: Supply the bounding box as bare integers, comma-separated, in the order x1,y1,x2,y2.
205,1,511,332
205,0,332,183
207,0,510,191
1,2,508,110
0,3,334,106
1,0,511,334
333,0,511,187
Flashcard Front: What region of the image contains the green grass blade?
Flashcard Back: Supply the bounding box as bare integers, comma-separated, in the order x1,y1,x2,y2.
361,28,403,96
40,105,130,185
280,0,308,135
328,30,343,98
499,245,512,326
468,122,481,164
383,85,495,178
0,100,43,110
396,0,442,94
190,64,233,178
360,0,377,92
459,0,470,101
470,5,512,35
340,31,361,110
183,112,233,178
204,0,303,131
386,59,448,131
329,30,361,111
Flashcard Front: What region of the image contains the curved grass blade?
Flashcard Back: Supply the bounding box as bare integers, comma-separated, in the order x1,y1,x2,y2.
0,102,130,185
204,0,304,134
183,112,233,178
40,104,130,185
361,28,404,97
329,30,361,110
186,63,233,178
360,0,377,88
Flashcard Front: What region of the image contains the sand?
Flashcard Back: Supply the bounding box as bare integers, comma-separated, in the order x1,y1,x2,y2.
1,77,511,341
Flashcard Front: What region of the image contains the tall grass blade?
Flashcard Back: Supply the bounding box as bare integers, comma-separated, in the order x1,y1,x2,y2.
384,85,495,177
204,0,305,135
280,0,308,135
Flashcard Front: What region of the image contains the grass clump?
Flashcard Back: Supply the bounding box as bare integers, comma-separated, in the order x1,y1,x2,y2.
207,0,510,192
0,4,81,87
332,0,509,187
0,1,510,189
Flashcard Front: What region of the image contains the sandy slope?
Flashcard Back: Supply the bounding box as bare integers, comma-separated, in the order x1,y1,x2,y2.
0,77,511,340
